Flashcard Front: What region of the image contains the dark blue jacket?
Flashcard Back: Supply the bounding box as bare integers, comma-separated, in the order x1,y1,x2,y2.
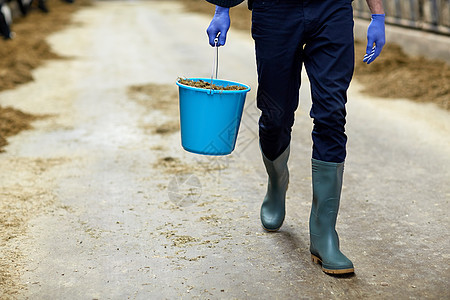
206,0,252,9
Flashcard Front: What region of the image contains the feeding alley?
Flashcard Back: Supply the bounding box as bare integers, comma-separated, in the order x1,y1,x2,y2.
0,0,449,299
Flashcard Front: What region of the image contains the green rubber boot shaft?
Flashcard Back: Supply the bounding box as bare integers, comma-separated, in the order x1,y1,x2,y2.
309,159,354,271
260,145,290,231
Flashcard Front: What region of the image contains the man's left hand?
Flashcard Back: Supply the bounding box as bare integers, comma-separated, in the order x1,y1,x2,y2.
364,14,385,64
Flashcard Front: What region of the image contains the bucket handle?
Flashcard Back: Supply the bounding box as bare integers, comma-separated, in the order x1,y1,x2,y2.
209,33,220,95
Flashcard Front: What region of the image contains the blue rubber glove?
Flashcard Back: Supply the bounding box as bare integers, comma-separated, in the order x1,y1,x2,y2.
206,6,230,47
363,14,385,64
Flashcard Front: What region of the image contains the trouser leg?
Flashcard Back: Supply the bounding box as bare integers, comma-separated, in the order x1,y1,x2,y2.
251,0,303,161
303,0,355,163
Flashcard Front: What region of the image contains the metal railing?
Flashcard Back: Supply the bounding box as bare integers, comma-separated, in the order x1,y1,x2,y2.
353,0,450,36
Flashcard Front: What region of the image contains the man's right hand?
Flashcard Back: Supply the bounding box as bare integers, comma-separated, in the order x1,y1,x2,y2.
206,6,230,47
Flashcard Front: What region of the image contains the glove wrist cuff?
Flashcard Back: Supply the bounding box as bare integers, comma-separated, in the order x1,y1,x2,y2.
371,14,385,20
215,6,230,14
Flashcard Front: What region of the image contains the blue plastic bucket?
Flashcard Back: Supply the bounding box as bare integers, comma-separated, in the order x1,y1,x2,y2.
176,78,251,155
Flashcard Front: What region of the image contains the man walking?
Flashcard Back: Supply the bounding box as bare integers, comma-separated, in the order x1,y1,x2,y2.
205,0,385,274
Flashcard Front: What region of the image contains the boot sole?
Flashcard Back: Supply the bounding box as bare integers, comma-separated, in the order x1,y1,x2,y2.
261,224,281,232
311,254,354,275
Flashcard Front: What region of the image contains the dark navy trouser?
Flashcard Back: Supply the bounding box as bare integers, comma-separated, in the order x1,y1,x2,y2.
252,0,355,163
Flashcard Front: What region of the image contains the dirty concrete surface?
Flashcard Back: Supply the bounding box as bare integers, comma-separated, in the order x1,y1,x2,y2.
0,1,449,299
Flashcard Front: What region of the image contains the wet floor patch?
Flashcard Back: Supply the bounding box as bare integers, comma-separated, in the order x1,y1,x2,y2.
154,156,228,175
152,120,180,135
127,83,179,116
127,83,181,138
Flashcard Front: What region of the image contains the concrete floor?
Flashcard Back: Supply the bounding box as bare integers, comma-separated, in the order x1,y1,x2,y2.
0,1,449,299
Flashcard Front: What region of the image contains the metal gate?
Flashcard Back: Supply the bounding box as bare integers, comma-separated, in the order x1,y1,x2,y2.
353,0,450,36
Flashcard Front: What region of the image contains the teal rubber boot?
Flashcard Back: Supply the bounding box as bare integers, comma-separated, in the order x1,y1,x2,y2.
309,159,354,274
260,145,290,232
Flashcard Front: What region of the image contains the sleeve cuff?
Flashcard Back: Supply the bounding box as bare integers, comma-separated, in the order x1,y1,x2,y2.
205,0,245,8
